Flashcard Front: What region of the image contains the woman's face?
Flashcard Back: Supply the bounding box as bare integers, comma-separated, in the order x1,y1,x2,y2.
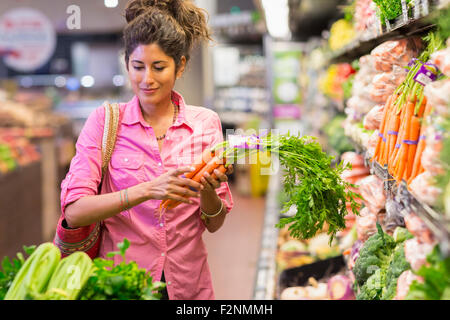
127,43,185,107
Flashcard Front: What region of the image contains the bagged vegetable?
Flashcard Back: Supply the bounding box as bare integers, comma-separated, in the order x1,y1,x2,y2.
429,45,450,77
366,130,379,156
358,175,386,214
371,38,421,73
356,207,378,242
363,105,384,131
409,171,442,206
341,151,366,168
403,212,436,245
403,238,435,272
369,67,406,103
394,270,423,300
421,127,444,175
423,79,450,117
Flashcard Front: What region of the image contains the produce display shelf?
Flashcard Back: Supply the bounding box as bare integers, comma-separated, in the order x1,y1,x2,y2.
253,172,280,300
352,140,450,257
327,0,440,64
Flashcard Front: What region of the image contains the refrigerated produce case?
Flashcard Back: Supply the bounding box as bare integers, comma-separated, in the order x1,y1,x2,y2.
254,0,450,300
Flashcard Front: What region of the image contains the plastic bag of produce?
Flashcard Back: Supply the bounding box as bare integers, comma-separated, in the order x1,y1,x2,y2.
358,175,386,213
403,212,435,244
403,238,435,271
423,79,450,117
409,171,442,207
341,152,366,168
346,95,377,117
429,45,450,77
363,105,384,130
394,270,423,300
356,207,378,242
366,130,379,156
421,127,444,175
369,66,407,103
371,38,421,72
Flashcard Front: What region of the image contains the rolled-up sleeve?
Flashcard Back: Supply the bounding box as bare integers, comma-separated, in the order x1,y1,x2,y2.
60,106,105,215
206,112,234,214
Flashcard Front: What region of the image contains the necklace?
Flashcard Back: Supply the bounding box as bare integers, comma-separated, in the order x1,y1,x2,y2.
156,102,178,141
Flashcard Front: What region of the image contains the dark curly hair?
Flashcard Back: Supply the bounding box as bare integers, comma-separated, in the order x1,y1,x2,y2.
123,0,212,71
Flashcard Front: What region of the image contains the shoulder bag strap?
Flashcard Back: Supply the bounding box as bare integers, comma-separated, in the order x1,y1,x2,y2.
101,102,120,178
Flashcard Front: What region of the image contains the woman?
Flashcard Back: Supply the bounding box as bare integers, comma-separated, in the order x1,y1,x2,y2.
60,0,233,300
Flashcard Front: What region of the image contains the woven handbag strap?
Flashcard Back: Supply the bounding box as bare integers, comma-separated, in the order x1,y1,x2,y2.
101,102,120,177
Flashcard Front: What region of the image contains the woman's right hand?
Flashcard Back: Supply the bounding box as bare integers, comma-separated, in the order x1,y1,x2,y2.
145,166,204,204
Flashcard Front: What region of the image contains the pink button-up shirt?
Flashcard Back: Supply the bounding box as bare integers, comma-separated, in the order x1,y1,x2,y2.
60,91,233,300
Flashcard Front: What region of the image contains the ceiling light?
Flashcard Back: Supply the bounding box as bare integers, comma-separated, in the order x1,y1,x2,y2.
261,0,291,39
104,0,118,8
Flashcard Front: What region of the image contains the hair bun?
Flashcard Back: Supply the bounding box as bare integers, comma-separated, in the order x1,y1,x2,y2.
124,0,179,23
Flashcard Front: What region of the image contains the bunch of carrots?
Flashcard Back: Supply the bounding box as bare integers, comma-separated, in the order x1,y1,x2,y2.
159,148,228,210
373,60,434,185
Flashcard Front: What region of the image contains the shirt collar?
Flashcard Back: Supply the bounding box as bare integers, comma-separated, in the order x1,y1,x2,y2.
121,90,194,132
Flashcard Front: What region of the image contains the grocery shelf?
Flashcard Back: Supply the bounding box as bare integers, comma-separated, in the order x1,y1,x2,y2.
327,1,440,64
253,172,280,300
353,139,450,257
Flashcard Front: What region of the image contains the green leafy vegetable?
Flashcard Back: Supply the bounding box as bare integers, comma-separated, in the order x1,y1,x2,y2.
216,133,362,243
357,267,386,300
268,134,361,243
0,245,35,300
353,223,396,288
381,244,411,300
372,0,412,25
79,239,165,300
406,245,450,300
354,226,413,300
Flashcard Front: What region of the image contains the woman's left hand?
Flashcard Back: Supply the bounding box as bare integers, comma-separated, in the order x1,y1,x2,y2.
200,164,233,191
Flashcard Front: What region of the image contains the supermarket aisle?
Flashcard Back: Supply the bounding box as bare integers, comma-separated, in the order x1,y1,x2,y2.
203,183,266,300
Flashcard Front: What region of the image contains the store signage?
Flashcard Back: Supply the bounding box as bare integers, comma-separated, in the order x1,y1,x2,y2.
273,104,301,119
0,7,56,72
273,50,302,105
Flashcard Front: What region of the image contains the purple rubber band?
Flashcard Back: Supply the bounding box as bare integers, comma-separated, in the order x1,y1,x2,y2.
378,132,384,138
382,137,387,142
387,130,398,135
395,143,401,149
403,139,418,145
419,135,426,141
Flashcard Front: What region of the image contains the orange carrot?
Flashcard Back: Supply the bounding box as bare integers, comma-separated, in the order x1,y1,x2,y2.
408,102,432,184
416,96,427,118
374,94,394,161
185,148,215,179
386,112,401,165
163,156,224,210
161,149,215,209
191,156,223,182
211,164,227,180
394,97,415,181
405,115,421,180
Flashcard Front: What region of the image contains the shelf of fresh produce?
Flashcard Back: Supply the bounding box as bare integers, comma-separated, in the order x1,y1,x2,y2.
345,129,449,256
328,3,439,64
366,156,450,256
277,255,347,299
